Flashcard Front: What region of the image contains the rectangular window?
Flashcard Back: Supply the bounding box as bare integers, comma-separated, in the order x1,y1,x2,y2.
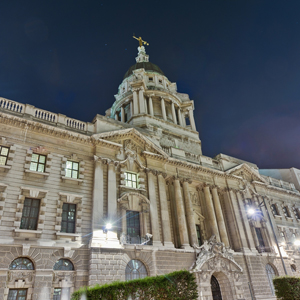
196,224,202,246
65,160,79,179
8,289,27,300
61,203,76,233
53,288,70,300
20,198,40,230
280,231,286,241
126,210,140,244
149,77,153,81
255,228,265,248
270,204,280,216
0,146,9,165
283,206,291,218
293,207,300,219
29,153,46,172
125,172,138,188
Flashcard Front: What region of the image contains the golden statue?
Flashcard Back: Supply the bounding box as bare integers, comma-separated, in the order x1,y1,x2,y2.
133,35,149,47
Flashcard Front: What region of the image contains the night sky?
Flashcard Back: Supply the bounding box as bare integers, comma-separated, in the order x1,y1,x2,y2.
0,1,300,169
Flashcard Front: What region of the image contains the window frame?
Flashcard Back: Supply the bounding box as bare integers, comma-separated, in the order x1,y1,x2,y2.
7,289,27,300
9,257,34,270
270,204,280,216
20,198,40,231
196,224,202,246
53,288,70,300
255,227,266,249
266,264,277,295
29,153,47,173
53,258,74,271
125,172,138,189
65,160,79,179
282,206,291,218
125,259,148,281
61,203,76,234
126,210,141,244
0,145,9,166
293,207,300,220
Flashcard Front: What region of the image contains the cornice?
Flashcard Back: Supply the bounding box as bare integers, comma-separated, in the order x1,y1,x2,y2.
0,112,92,145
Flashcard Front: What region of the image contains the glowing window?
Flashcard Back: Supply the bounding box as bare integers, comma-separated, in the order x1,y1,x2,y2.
0,146,9,165
125,172,138,188
125,259,148,281
29,153,46,172
9,258,34,270
53,259,74,271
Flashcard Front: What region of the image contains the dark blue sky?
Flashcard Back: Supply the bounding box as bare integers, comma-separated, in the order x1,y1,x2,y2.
0,1,300,169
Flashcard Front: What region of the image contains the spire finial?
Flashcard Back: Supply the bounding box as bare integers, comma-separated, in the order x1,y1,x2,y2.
133,35,149,63
133,35,149,47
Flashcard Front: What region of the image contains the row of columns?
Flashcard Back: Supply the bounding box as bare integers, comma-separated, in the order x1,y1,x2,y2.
115,89,196,131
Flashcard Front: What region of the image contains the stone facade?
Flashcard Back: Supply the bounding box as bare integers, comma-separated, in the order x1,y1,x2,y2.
0,46,299,300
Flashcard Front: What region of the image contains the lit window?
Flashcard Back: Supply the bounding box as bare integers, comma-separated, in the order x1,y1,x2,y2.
126,211,140,244
125,259,148,281
270,204,280,216
53,288,70,300
0,146,9,165
9,258,34,270
282,206,291,218
29,153,46,172
293,207,300,220
125,172,138,188
61,203,76,233
20,198,40,230
196,224,202,246
53,259,74,271
65,161,79,179
7,289,27,300
265,264,277,295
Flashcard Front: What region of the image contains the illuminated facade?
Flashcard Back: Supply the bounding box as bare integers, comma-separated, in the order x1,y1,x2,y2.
0,46,299,300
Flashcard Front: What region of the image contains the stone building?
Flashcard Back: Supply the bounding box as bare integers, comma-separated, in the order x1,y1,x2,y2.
0,45,299,300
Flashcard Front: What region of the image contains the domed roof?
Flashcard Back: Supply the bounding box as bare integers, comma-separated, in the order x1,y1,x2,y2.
123,62,164,79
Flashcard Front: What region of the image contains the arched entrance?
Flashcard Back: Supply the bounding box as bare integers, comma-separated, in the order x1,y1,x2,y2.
211,275,222,300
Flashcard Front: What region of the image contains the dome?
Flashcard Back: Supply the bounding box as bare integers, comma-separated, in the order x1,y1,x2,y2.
123,62,164,79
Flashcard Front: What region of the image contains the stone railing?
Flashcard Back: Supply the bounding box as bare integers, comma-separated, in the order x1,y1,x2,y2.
261,175,298,192
0,97,94,133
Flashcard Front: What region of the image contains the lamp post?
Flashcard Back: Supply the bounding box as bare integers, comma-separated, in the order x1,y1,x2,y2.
248,196,288,275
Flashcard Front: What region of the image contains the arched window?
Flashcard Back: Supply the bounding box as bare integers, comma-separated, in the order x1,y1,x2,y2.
211,275,222,300
9,257,34,270
291,264,297,273
125,259,148,281
53,259,74,271
265,264,277,295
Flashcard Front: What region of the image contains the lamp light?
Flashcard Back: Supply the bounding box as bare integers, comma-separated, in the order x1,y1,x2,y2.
247,208,255,215
106,223,112,230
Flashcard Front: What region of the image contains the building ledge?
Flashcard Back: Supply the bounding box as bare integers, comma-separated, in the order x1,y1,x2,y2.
61,176,83,185
56,232,81,241
0,165,11,172
14,229,42,240
24,169,49,178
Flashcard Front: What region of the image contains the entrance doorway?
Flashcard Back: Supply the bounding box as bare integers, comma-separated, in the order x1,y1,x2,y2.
211,275,222,300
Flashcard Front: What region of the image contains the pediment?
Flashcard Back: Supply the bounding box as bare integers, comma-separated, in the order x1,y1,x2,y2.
94,128,168,158
226,163,266,184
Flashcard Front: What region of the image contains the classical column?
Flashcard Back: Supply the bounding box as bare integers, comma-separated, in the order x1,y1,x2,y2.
174,178,190,249
182,180,198,247
171,102,177,124
139,89,146,113
147,171,162,246
158,173,174,247
236,192,256,251
121,205,127,236
226,189,249,251
202,184,220,240
107,161,117,221
161,98,167,121
133,89,139,115
114,113,119,121
149,96,154,116
188,108,196,131
211,186,230,247
177,108,183,126
130,101,133,118
145,98,148,114
92,157,104,230
121,106,125,122
91,156,105,246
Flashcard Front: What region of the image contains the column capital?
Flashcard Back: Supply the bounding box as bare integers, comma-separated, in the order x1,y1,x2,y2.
180,178,192,184
145,168,157,175
157,171,167,178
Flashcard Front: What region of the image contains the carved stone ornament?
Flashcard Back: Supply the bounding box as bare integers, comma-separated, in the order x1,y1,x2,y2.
191,235,243,273
53,271,75,285
7,270,35,285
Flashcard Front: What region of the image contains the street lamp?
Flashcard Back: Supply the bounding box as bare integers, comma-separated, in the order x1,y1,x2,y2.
247,197,288,275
